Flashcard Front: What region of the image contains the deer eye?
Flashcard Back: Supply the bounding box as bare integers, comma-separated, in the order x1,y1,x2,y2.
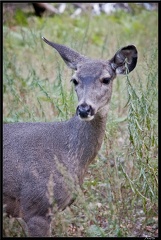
71,78,79,86
102,77,111,85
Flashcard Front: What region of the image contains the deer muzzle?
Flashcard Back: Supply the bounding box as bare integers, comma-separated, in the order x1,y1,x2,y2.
76,104,94,121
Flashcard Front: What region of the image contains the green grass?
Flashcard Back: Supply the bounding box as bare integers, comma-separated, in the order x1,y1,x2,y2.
3,3,158,237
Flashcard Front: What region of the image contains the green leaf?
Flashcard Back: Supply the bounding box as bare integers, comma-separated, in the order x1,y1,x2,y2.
86,225,106,237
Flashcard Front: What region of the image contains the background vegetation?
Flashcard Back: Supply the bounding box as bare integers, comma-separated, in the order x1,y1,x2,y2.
3,3,158,237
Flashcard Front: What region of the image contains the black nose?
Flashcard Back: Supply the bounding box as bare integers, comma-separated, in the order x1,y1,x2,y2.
77,104,92,118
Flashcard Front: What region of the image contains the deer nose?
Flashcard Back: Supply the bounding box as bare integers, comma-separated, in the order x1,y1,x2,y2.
77,104,93,119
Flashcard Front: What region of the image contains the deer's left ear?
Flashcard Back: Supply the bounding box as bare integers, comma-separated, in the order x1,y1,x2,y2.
110,45,138,75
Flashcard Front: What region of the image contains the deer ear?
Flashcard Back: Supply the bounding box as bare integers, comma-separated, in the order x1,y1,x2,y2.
42,37,87,70
110,45,138,75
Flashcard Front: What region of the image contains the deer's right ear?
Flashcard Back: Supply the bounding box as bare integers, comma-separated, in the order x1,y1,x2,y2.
110,45,138,75
42,37,87,70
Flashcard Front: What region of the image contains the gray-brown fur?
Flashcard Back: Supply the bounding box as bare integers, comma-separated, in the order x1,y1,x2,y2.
3,37,138,237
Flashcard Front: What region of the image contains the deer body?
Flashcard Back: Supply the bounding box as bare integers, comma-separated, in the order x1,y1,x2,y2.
3,38,137,237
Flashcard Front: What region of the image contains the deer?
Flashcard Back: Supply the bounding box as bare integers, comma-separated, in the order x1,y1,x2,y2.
3,37,138,237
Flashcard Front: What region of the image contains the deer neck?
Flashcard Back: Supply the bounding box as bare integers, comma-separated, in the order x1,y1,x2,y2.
67,104,109,184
